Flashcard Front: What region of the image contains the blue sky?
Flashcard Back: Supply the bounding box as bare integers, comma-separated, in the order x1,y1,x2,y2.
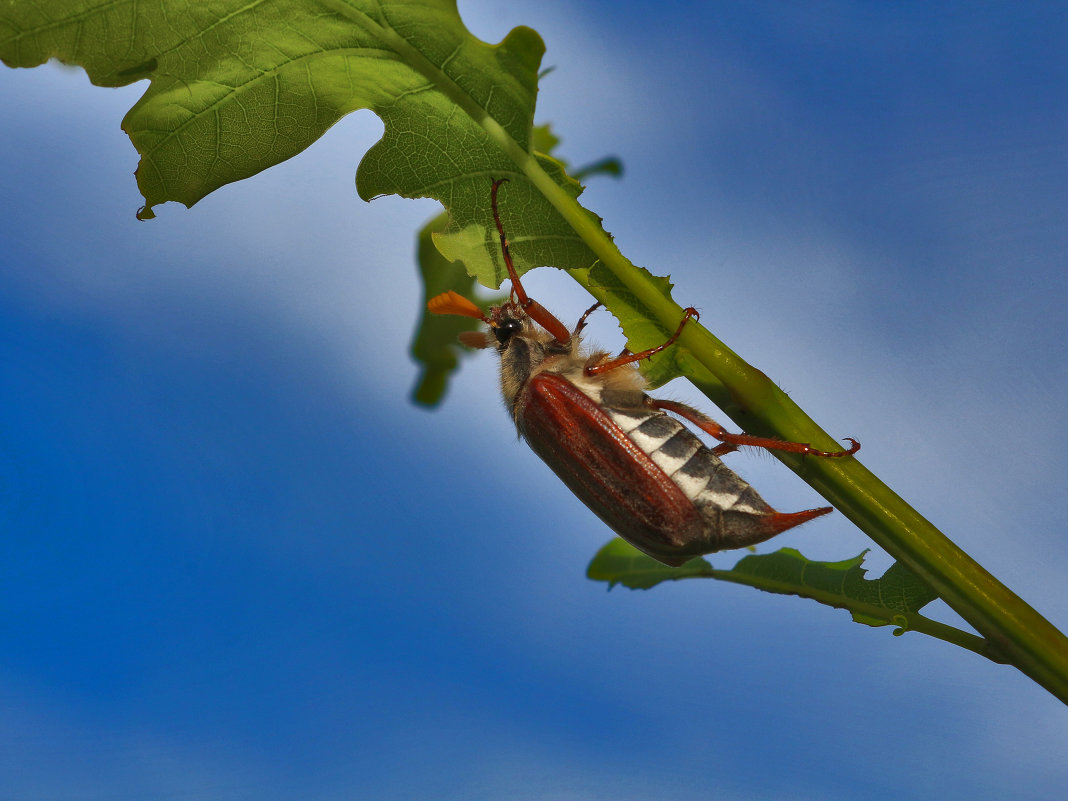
2,1,1066,799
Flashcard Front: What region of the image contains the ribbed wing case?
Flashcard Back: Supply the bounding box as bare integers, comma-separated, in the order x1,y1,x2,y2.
516,372,808,566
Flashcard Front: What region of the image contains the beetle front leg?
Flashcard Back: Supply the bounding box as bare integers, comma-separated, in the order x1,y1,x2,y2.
651,398,860,458
585,307,700,376
573,301,603,337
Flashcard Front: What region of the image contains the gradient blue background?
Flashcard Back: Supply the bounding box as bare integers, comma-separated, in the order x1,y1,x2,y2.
2,2,1066,799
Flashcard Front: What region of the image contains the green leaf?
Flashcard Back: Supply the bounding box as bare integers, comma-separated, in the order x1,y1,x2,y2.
587,539,1004,660
409,211,477,407
586,538,715,589
530,123,623,182
428,151,602,287
730,547,938,629
571,156,624,182
409,211,506,406
0,0,602,265
588,539,939,630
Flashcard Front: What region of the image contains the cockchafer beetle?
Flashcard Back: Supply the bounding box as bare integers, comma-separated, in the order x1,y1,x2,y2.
428,179,858,566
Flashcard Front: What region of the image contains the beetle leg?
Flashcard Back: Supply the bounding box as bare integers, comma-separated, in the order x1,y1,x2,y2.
585,307,699,376
651,398,860,458
573,301,603,336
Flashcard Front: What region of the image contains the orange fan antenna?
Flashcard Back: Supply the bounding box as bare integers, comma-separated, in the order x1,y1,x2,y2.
427,291,488,321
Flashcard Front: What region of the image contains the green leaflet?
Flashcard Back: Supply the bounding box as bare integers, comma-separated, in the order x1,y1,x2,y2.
410,211,479,406
409,210,507,406
586,539,716,589
588,539,937,630
731,547,938,628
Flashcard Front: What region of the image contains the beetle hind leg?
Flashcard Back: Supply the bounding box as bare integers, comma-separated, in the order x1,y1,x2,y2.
650,398,860,458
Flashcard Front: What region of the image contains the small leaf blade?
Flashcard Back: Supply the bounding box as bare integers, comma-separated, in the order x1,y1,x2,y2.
410,212,507,406
730,547,939,626
586,538,715,589
588,540,940,632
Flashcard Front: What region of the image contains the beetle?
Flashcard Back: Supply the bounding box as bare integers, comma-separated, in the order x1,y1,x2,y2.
427,179,859,566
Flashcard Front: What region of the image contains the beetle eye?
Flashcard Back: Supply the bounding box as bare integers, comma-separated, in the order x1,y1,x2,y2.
493,318,523,345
